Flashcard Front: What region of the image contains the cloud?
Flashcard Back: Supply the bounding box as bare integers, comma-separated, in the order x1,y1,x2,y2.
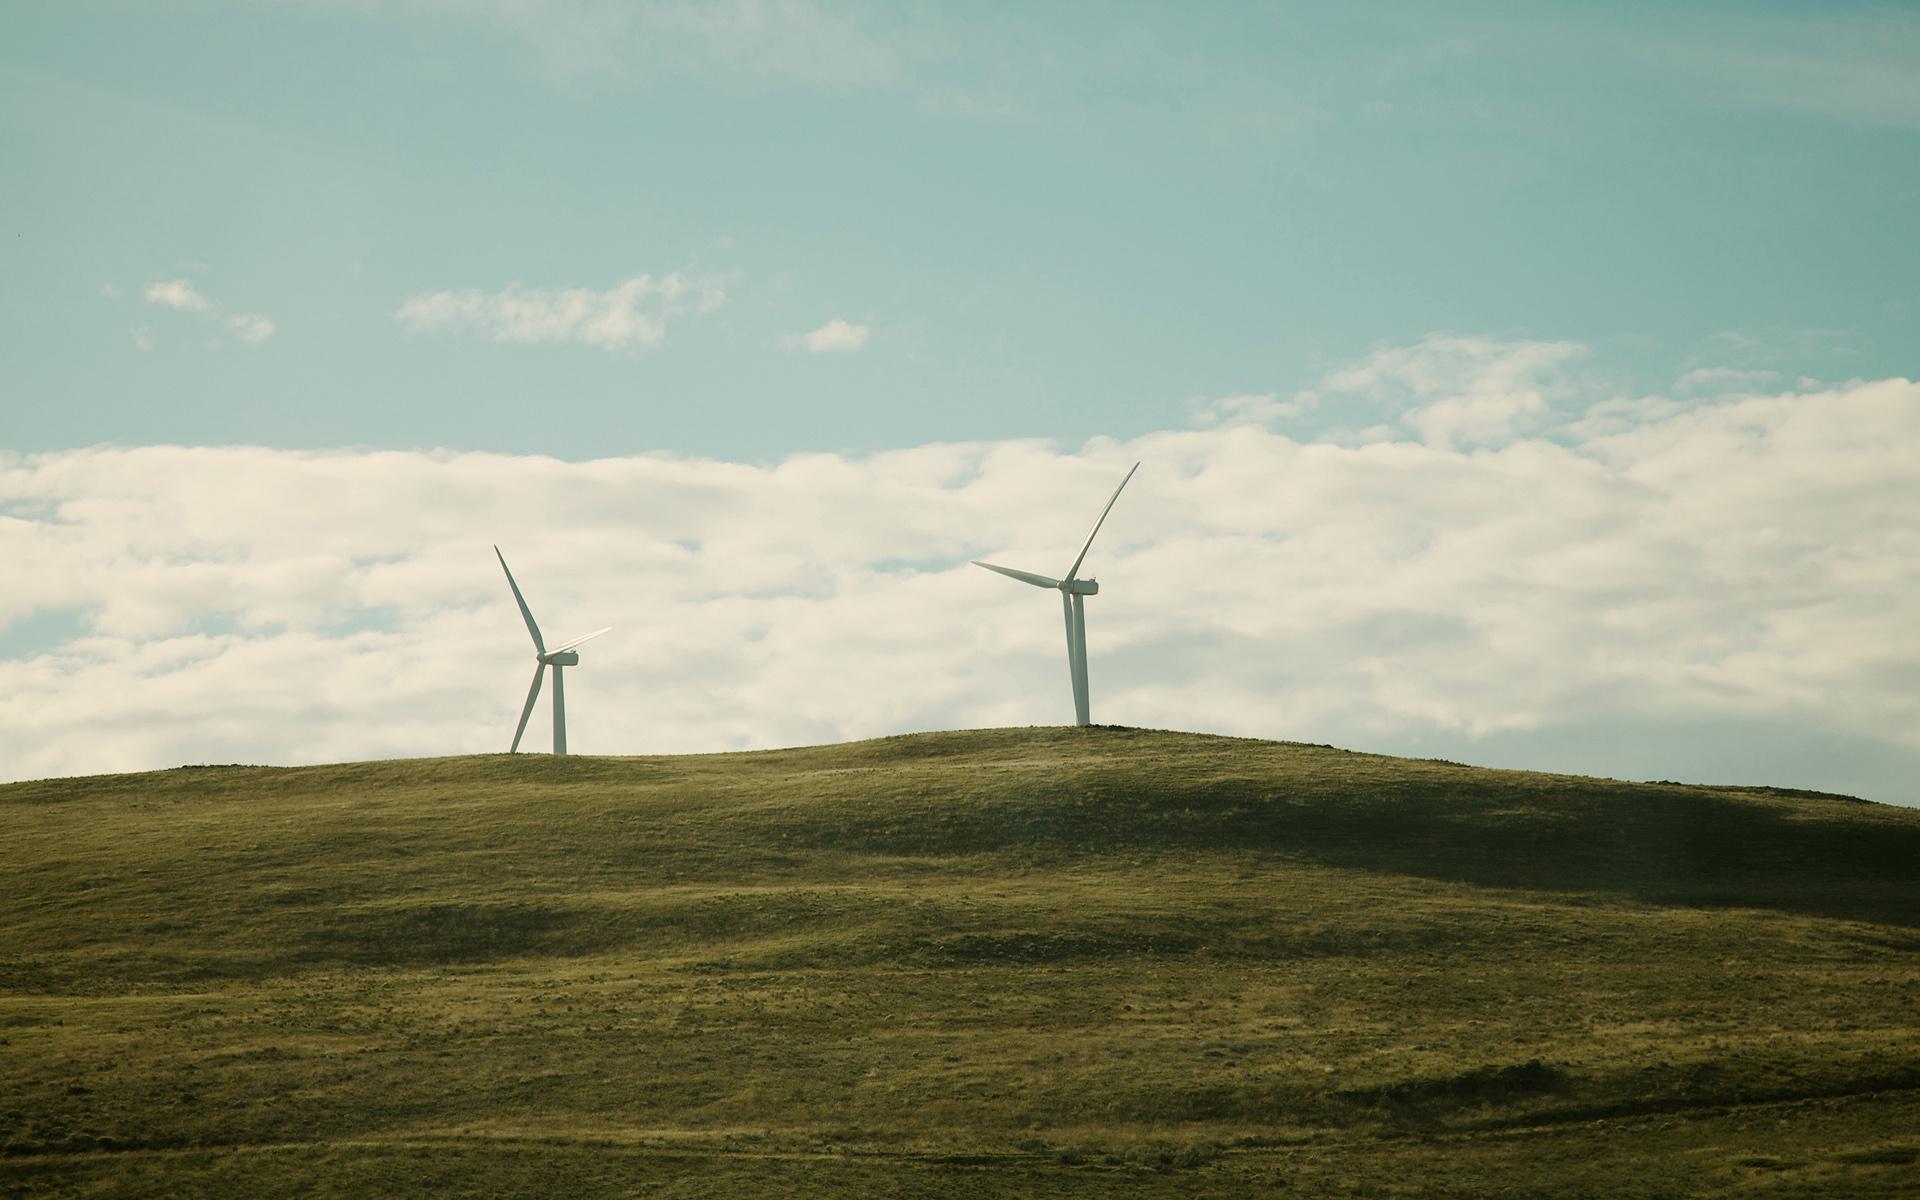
396,274,724,353
782,318,870,354
2,344,1916,804
224,314,277,345
144,279,212,312
1674,366,1785,394
136,277,275,347
1315,334,1588,448
1191,392,1311,428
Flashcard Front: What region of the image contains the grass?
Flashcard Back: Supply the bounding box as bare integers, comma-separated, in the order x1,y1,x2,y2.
2,725,1916,1197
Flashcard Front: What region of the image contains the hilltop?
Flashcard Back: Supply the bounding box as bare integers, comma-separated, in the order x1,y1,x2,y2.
3,727,1916,1197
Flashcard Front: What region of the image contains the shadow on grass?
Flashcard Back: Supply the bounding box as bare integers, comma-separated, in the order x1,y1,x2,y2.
760,731,1920,929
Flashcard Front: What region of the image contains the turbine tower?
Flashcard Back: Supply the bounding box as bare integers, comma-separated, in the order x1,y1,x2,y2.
495,546,610,755
973,462,1139,727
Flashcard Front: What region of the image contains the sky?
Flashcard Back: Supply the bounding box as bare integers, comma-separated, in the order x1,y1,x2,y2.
2,1,1916,804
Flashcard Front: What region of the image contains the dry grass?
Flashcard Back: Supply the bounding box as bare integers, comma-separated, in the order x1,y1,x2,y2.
2,726,1916,1196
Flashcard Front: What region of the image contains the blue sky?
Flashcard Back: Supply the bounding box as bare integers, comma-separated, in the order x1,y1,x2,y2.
5,1,1915,457
2,2,1916,804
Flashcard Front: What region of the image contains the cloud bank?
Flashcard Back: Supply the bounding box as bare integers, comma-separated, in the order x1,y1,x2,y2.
395,273,726,352
2,341,1914,803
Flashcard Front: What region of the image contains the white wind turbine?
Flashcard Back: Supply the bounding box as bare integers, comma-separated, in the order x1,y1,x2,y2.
973,462,1139,727
495,546,610,755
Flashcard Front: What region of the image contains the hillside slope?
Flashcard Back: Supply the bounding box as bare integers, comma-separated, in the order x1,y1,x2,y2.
3,727,1916,1197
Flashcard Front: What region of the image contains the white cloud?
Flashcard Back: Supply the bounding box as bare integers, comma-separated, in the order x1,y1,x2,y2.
1318,334,1587,448
1675,366,1784,394
225,313,277,345
1191,392,1311,428
782,318,870,354
136,277,275,347
2,344,1916,804
396,274,724,353
145,279,212,312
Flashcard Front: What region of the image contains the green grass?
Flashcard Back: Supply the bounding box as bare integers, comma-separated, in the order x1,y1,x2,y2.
3,726,1916,1197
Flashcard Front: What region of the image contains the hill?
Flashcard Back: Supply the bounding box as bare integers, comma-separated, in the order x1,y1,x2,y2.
2,727,1916,1197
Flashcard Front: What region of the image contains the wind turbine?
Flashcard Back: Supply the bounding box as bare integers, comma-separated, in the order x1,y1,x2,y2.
973,462,1139,727
495,546,610,755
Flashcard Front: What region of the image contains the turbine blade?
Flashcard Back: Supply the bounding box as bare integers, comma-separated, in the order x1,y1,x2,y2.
972,560,1060,589
494,545,545,654
511,663,545,753
1063,461,1140,582
549,626,612,655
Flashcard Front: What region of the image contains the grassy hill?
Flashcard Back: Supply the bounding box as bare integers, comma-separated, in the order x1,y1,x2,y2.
2,727,1916,1197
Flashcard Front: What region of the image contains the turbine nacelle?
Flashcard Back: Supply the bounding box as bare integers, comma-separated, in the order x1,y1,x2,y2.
1064,578,1099,596
540,650,580,666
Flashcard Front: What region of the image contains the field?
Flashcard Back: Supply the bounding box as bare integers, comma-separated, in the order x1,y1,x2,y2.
2,727,1917,1197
